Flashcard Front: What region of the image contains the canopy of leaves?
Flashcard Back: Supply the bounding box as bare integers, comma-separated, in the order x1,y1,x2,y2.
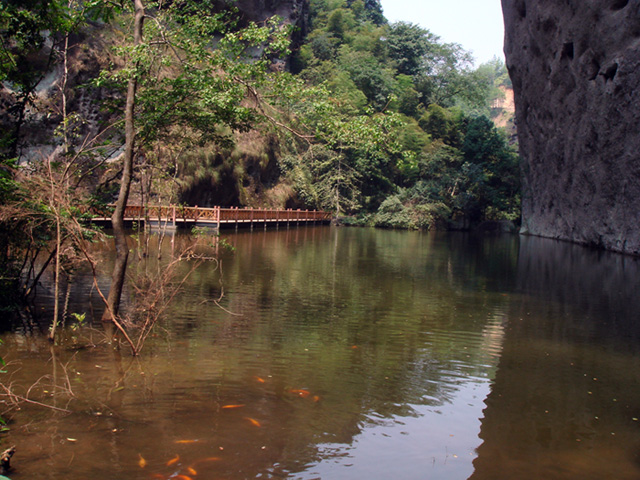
0,0,521,284
282,0,519,223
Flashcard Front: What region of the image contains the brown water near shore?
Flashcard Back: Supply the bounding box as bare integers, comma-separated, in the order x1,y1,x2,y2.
1,227,639,479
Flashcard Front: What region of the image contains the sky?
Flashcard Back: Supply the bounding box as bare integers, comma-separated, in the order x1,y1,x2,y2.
378,0,505,66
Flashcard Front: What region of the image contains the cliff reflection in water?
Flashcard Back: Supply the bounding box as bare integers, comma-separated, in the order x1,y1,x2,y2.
472,236,640,480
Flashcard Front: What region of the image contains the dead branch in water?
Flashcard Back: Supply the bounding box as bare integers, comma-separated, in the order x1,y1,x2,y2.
0,446,15,475
0,382,72,414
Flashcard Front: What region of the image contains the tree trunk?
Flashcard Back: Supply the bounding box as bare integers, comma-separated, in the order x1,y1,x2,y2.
102,0,145,322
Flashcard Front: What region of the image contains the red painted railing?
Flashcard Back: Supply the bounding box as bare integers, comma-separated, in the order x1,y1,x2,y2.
116,205,331,225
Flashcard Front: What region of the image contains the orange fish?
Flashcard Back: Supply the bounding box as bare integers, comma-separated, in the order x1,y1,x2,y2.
138,454,147,468
187,466,198,475
166,455,180,466
175,439,199,444
175,475,193,480
351,345,358,349
254,376,266,383
245,417,261,427
288,389,310,398
313,395,320,403
221,404,245,409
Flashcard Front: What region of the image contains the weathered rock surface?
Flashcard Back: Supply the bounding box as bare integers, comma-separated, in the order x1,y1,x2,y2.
502,0,640,255
235,0,308,26
226,0,309,53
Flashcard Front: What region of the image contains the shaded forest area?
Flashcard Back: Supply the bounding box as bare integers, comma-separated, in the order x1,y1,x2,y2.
0,0,519,309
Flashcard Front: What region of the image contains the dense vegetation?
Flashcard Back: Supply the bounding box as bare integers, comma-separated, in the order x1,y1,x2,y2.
0,0,518,312
283,0,518,227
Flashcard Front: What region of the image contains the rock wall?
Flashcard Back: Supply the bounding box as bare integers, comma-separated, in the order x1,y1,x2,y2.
502,0,640,255
231,0,309,53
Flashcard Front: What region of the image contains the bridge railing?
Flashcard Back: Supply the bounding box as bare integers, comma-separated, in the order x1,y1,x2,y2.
119,205,331,224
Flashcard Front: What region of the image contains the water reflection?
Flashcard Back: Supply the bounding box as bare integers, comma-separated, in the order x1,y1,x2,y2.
1,229,639,479
471,235,640,480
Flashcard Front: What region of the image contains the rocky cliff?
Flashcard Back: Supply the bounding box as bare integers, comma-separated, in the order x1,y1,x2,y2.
233,0,309,57
502,0,640,255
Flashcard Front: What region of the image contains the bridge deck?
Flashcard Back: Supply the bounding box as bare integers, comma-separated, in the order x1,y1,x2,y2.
92,205,332,229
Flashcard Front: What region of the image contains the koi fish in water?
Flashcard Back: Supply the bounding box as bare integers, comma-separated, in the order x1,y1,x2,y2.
254,376,266,383
186,466,198,475
175,475,193,480
221,404,245,409
174,439,199,444
166,454,180,466
138,454,147,468
245,417,261,427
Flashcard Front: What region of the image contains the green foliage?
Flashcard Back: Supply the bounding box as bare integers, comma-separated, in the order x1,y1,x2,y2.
338,48,395,110
310,33,336,60
285,0,519,227
95,2,292,152
309,146,361,215
0,0,521,303
358,0,385,25
392,74,420,117
386,22,434,76
372,113,519,229
373,192,450,230
459,116,520,221
419,104,464,147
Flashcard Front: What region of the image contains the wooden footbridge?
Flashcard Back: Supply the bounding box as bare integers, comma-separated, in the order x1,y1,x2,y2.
92,205,332,230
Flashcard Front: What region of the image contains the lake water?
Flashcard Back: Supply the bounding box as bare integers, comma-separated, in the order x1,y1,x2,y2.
1,226,640,479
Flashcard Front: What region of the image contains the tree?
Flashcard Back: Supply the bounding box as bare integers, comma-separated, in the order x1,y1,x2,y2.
96,1,293,327
102,0,144,323
458,115,520,221
309,146,361,215
386,21,434,76
361,0,385,25
393,74,420,117
413,41,477,107
338,48,395,111
418,104,464,147
0,0,111,319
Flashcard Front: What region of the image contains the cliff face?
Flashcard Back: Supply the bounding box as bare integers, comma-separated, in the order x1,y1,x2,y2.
235,0,307,25
502,0,640,255
231,0,309,55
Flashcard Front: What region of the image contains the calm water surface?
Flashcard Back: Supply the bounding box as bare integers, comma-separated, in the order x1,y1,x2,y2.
1,227,640,479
